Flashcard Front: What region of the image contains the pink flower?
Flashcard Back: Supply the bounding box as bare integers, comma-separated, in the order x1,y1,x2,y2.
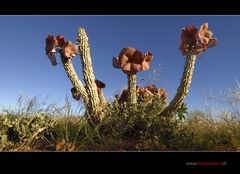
146,84,158,94
198,23,213,45
157,88,167,100
137,86,148,94
179,25,198,55
45,34,58,66
56,35,66,48
146,84,167,100
113,47,153,74
198,23,218,52
179,22,217,56
62,41,78,59
137,86,153,96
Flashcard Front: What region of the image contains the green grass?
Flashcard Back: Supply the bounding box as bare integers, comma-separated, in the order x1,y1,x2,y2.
1,109,240,151
0,83,240,151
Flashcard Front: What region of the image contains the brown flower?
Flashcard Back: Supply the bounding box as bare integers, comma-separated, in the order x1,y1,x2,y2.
62,41,78,59
95,79,106,94
146,85,167,99
142,85,167,99
146,84,158,94
45,34,58,66
180,23,217,56
45,34,79,64
136,86,147,94
45,34,58,54
157,88,167,100
113,47,153,74
112,57,121,69
71,87,82,101
56,35,66,48
179,25,198,55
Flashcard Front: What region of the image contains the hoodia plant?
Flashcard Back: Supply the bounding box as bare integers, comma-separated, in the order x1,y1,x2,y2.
45,34,88,103
160,22,217,117
44,28,106,122
44,22,217,120
112,47,153,105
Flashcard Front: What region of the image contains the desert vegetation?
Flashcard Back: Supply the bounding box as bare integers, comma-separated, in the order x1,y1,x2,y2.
0,87,239,151
1,22,239,151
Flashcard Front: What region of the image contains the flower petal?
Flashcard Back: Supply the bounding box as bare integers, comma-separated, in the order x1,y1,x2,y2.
141,61,151,71
146,84,158,94
45,34,58,55
122,62,132,72
137,86,146,93
95,79,106,94
47,52,57,66
144,52,153,62
204,30,213,38
62,41,78,59
200,37,210,45
112,57,121,69
207,38,217,48
56,35,66,48
71,87,82,101
131,63,142,72
199,22,208,34
180,25,198,55
158,88,167,99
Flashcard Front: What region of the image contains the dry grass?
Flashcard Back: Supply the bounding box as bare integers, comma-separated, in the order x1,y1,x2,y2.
0,82,240,151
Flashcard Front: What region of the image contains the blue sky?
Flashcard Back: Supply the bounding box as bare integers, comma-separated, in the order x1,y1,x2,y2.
0,16,239,111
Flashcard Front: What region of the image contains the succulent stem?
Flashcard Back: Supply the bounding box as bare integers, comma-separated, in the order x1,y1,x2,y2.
99,92,107,106
160,53,197,116
77,28,101,117
127,73,137,105
60,53,88,104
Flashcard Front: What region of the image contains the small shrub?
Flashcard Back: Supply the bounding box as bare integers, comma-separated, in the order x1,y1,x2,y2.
0,113,55,151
